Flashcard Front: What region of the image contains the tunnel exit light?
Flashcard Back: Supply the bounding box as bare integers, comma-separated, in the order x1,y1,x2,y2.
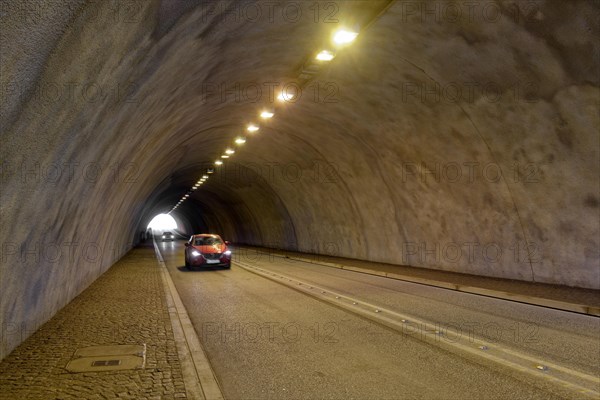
147,213,178,231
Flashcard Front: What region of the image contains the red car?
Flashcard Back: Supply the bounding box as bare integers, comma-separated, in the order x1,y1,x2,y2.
184,234,231,269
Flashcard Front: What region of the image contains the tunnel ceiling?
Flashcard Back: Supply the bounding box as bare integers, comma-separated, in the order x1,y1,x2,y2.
1,0,599,358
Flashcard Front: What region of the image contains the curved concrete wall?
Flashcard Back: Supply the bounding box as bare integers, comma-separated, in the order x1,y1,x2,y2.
1,0,598,358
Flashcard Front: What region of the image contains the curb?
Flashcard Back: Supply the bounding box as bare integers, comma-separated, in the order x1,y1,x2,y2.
153,239,225,400
244,249,600,317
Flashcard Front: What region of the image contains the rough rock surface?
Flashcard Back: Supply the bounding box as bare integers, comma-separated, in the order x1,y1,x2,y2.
1,0,598,358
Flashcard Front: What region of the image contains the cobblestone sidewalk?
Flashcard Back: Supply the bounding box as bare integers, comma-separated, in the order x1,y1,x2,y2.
0,243,187,400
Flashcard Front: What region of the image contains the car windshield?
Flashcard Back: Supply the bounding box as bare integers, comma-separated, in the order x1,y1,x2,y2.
163,231,172,235
194,236,222,246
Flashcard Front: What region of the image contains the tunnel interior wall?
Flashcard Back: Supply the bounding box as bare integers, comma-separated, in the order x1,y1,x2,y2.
1,0,599,360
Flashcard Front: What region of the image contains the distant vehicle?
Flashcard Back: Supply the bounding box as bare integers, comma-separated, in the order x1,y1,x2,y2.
184,234,231,269
161,231,175,241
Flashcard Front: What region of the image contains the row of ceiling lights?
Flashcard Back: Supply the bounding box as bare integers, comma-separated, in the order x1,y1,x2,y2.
169,28,359,213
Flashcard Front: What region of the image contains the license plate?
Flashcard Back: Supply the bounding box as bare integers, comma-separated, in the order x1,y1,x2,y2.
206,259,219,264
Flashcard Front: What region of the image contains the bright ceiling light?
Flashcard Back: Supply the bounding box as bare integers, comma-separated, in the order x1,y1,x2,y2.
221,155,229,159
277,92,295,102
333,29,358,45
215,160,223,165
247,124,259,132
235,137,246,145
316,50,335,61
225,148,235,155
184,195,189,198
202,175,209,179
260,110,274,119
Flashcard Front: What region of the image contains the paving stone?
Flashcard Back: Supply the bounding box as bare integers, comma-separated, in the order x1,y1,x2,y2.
0,244,188,399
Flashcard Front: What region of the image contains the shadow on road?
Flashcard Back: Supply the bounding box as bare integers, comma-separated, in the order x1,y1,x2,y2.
176,266,230,272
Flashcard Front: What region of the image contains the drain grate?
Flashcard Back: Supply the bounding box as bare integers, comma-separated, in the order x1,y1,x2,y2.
66,344,146,373
92,359,121,367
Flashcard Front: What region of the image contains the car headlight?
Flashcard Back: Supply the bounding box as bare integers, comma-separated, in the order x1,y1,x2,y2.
191,250,201,257
224,250,232,256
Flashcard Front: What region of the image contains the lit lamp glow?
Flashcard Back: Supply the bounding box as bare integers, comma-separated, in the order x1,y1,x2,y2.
333,29,358,45
260,111,274,119
235,137,246,145
277,92,295,102
316,50,335,61
247,124,259,132
215,160,223,165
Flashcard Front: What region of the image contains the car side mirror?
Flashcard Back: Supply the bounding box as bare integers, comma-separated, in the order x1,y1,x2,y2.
184,243,190,247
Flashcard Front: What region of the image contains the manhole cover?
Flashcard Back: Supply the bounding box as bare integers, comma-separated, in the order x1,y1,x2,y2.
66,344,146,373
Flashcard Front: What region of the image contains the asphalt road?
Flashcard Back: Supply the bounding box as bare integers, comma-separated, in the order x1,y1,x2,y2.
157,240,599,400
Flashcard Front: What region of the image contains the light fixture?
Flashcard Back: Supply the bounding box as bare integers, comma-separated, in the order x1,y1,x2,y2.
184,195,189,198
221,155,229,159
202,175,209,179
247,124,259,132
277,91,296,102
333,29,358,45
260,110,274,119
193,185,198,189
215,160,223,165
316,50,335,61
225,148,235,155
235,137,246,145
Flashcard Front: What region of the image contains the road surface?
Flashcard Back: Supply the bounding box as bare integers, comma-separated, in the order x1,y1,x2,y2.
156,240,599,400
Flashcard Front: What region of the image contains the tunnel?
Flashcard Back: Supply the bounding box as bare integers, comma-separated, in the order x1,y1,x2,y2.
1,0,599,366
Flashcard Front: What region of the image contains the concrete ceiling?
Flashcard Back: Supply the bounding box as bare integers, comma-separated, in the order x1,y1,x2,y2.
1,0,599,358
